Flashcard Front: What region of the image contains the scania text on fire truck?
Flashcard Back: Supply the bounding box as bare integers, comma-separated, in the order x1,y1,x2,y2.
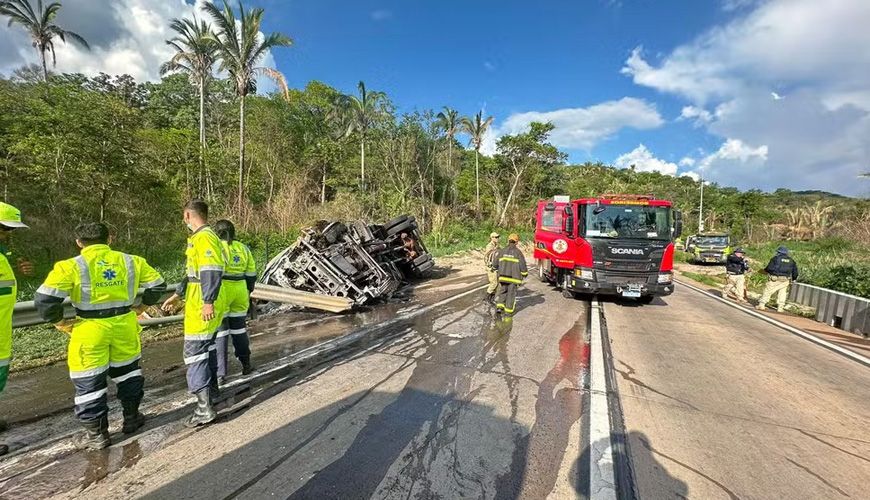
533,194,683,303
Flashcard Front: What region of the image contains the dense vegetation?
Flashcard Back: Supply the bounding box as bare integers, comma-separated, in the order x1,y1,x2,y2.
1,0,867,301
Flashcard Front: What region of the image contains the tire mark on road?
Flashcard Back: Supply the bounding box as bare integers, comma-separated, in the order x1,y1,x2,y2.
636,436,742,500
796,429,870,465
784,457,850,498
615,360,700,411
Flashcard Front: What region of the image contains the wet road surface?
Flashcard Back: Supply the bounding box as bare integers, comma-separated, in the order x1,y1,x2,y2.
603,288,870,499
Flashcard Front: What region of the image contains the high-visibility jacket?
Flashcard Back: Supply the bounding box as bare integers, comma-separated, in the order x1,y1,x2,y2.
0,245,16,389
176,226,228,338
34,244,166,374
221,239,256,318
492,244,528,284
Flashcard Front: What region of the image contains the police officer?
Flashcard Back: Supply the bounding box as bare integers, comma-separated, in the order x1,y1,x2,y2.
0,202,32,456
213,220,255,384
756,245,799,313
492,233,528,315
34,223,165,450
723,247,750,303
162,200,228,427
484,232,500,302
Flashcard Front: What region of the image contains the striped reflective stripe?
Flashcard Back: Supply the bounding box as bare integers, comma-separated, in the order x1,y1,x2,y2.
227,312,248,318
184,352,209,365
499,277,523,284
140,278,165,289
36,284,68,298
74,255,91,305
184,332,215,340
500,257,520,263
229,328,247,335
72,254,137,311
200,265,224,272
109,354,140,368
74,388,108,405
216,330,231,338
521,272,529,276
244,272,257,277
0,358,9,367
111,369,142,384
0,279,15,287
123,253,136,302
69,364,109,379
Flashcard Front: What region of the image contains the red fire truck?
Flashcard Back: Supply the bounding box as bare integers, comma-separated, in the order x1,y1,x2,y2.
534,194,683,303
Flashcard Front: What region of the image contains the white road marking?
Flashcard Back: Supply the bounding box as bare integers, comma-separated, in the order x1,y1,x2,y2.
676,279,870,368
589,298,617,500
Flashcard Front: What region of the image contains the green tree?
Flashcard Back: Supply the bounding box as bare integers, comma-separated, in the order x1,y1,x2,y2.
0,0,89,82
435,107,460,203
161,17,217,169
338,80,389,190
495,122,565,225
460,110,493,211
203,0,292,206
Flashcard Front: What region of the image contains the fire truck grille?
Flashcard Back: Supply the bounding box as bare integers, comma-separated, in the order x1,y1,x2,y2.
599,272,654,285
605,260,653,272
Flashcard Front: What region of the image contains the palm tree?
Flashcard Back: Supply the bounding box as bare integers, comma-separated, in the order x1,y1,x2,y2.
339,81,388,189
435,107,460,203
1,0,90,81
161,18,216,152
461,110,494,210
203,0,292,206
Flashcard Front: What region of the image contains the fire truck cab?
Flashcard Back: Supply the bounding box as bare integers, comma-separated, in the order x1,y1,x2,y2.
534,194,683,303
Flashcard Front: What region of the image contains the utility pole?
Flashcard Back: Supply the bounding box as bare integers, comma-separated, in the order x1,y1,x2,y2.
698,175,705,233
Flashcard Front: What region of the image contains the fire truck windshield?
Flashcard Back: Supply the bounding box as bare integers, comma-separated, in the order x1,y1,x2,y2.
584,204,671,240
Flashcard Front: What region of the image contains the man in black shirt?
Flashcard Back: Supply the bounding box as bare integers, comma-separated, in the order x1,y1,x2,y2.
756,246,799,313
723,248,750,303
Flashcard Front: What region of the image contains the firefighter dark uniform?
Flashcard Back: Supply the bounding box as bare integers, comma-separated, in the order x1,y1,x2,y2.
492,238,528,315
176,226,228,396
216,239,256,380
757,246,799,312
34,244,165,445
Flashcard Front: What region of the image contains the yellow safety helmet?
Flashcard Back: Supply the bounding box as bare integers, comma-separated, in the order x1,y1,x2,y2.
508,233,520,243
0,202,27,229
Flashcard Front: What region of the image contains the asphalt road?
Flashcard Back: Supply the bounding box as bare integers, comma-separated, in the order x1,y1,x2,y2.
2,267,869,499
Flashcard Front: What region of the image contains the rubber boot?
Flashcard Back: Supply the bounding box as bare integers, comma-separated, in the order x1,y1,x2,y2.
185,388,217,428
240,356,254,375
74,415,110,451
121,399,146,434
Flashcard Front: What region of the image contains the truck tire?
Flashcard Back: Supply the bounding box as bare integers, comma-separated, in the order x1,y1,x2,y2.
414,259,435,275
384,215,410,230
412,253,432,267
386,219,416,236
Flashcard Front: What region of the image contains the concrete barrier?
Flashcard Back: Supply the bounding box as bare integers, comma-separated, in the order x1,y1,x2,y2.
789,282,869,338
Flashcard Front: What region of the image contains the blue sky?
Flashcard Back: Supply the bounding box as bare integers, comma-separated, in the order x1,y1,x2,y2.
2,0,869,196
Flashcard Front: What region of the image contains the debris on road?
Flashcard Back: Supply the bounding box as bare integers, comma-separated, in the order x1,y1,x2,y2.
260,215,435,307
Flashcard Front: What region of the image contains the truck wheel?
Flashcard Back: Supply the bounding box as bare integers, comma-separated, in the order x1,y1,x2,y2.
412,253,432,266
386,220,415,236
384,215,410,230
414,260,435,275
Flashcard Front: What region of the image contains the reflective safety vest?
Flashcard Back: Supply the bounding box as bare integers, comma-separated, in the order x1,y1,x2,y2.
185,227,227,282
222,240,256,281
37,244,164,318
1,246,16,369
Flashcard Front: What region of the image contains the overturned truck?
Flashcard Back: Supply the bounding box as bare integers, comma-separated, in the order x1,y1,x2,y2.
260,215,434,307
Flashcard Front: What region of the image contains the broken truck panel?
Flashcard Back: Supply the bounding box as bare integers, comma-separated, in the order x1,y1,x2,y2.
260,215,435,307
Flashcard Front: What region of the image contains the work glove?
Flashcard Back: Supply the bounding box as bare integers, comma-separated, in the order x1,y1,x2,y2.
54,318,77,335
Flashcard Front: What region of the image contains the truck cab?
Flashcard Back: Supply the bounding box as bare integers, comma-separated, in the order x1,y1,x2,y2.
534,194,682,303
688,233,732,264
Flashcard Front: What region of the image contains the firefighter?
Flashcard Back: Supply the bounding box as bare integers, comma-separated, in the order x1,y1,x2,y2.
213,220,255,384
723,247,750,303
34,222,166,450
161,199,228,427
484,232,500,302
0,202,32,456
492,233,528,315
756,246,799,313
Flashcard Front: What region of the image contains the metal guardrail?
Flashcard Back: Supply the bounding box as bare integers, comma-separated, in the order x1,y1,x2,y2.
789,282,869,337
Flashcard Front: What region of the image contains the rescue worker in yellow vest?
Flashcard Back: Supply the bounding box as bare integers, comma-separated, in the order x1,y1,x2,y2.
491,233,528,315
161,199,227,427
34,223,166,450
213,220,256,384
484,232,500,302
0,202,33,456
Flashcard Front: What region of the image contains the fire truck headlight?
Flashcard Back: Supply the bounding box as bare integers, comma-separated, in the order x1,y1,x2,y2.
575,268,594,280
552,239,568,254
658,273,672,284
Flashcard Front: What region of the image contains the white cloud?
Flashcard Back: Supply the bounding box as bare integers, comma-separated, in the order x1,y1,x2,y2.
680,171,701,181
678,157,696,167
613,144,678,176
0,0,283,93
493,97,663,151
698,138,768,170
622,0,870,195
